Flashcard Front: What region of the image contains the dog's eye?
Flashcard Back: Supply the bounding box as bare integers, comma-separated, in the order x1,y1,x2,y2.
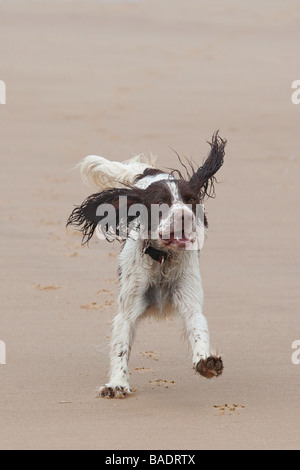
186,197,197,204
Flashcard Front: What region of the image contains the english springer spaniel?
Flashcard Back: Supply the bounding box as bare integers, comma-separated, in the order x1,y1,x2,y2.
67,132,226,398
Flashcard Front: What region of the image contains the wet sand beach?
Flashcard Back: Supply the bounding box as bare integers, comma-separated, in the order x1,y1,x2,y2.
0,0,300,450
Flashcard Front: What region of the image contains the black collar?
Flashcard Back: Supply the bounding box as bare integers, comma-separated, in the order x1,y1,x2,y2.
143,242,169,264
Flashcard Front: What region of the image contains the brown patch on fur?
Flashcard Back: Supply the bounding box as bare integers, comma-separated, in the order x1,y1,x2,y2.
143,181,173,207
134,168,165,183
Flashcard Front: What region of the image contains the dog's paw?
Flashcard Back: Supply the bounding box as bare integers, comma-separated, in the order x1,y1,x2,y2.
195,356,223,379
98,384,133,399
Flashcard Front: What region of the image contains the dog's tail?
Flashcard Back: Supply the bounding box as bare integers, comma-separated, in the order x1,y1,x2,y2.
78,154,157,190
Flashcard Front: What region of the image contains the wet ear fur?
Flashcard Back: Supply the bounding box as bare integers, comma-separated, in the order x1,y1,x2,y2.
190,131,226,201
67,187,144,244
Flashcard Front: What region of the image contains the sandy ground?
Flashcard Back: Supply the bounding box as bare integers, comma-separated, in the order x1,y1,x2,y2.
0,0,300,450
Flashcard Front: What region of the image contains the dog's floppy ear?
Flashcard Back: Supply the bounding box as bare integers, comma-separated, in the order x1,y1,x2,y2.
67,187,144,244
190,131,226,201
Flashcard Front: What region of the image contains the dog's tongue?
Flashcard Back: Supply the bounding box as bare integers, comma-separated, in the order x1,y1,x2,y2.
162,232,189,245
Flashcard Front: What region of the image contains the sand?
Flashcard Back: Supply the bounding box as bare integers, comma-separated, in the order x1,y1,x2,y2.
0,0,300,450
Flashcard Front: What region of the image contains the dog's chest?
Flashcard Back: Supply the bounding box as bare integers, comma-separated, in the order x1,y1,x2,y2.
144,277,176,311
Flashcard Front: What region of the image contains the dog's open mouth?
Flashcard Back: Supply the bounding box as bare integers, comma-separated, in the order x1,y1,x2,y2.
160,232,195,248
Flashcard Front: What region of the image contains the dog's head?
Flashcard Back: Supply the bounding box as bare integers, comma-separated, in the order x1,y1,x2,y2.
67,132,226,252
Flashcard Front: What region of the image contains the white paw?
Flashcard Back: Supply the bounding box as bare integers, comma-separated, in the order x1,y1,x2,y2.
98,384,133,399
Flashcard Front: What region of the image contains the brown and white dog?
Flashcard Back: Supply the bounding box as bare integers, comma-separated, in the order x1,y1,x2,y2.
67,132,226,398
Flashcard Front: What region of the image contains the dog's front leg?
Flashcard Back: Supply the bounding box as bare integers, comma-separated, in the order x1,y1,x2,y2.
172,273,223,379
98,309,136,398
98,240,150,398
98,283,148,399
